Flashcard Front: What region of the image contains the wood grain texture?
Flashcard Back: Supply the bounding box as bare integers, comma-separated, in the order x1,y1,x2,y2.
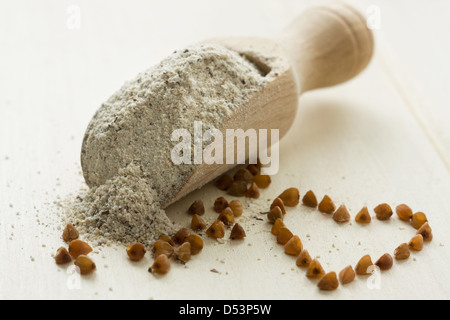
276,2,374,92
1,0,449,300
360,0,450,169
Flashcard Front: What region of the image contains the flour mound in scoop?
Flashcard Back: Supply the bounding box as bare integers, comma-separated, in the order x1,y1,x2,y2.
69,44,267,246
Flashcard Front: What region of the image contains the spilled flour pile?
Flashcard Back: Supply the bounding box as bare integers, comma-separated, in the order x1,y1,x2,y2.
68,44,267,246
69,163,174,246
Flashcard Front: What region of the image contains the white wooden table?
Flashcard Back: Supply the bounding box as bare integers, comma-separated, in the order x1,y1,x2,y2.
1,0,449,300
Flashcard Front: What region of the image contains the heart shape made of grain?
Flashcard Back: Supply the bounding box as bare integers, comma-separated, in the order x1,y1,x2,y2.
265,188,433,291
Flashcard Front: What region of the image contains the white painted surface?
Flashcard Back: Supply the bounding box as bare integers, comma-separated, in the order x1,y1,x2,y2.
1,0,449,299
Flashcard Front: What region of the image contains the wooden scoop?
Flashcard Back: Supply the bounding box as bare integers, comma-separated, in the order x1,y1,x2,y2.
81,3,373,208
169,3,373,206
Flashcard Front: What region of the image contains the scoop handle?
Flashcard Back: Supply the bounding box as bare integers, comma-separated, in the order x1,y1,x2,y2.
276,2,374,93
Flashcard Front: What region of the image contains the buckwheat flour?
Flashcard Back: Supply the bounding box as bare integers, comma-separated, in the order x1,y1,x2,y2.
68,44,267,246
